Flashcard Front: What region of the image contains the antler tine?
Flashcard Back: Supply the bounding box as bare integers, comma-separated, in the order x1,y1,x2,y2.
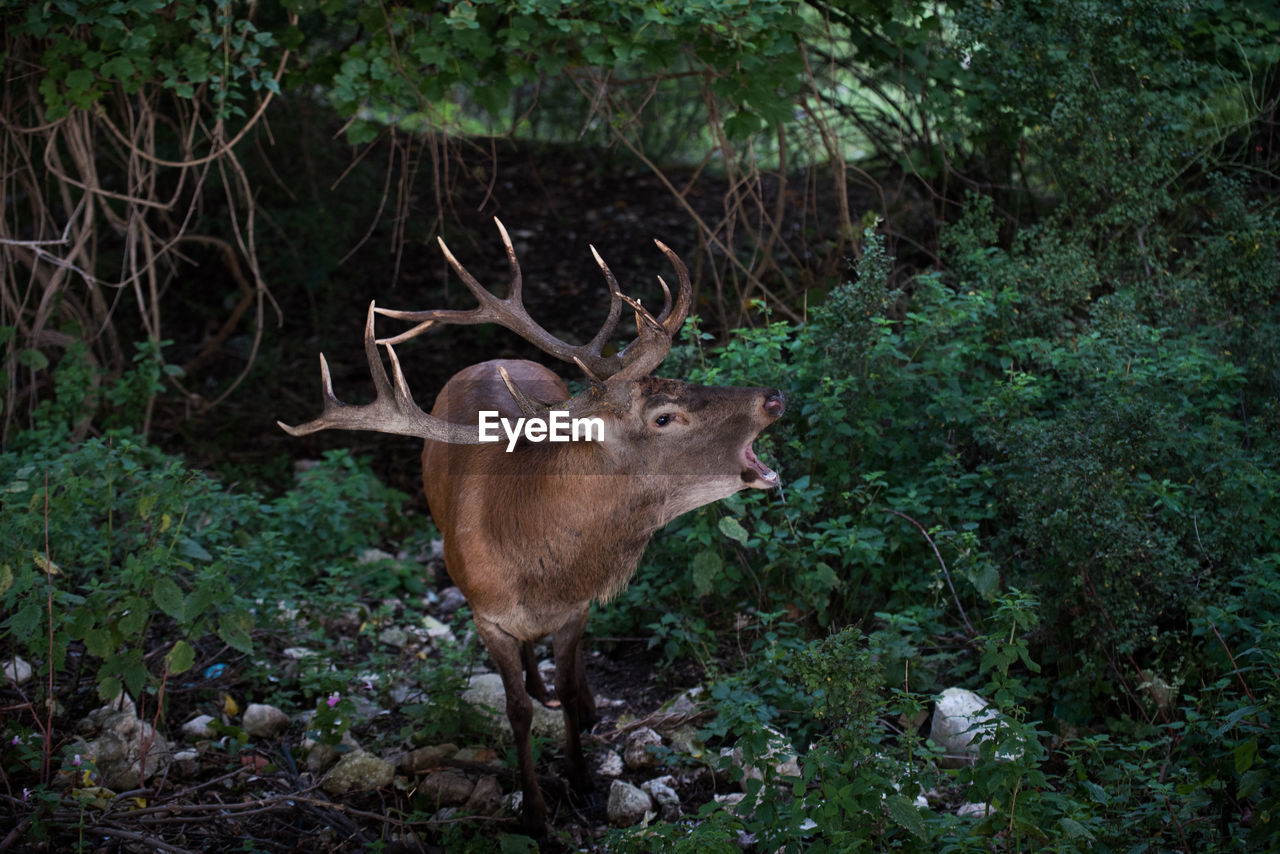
376,219,625,377
369,224,693,384
654,275,673,325
497,364,547,417
493,217,523,303
585,245,625,359
652,239,692,336
277,301,482,444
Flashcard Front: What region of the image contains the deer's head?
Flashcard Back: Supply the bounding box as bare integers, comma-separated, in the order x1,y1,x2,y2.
278,218,784,512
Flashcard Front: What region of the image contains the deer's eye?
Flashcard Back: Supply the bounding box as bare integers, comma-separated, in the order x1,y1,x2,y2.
654,414,673,427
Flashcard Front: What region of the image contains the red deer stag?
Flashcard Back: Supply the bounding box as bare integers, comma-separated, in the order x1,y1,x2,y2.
279,219,785,832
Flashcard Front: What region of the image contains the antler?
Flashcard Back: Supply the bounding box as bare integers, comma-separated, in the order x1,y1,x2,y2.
375,218,691,382
277,301,482,443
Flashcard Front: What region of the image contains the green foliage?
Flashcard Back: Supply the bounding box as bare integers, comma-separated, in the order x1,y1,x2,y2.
1,412,409,715
948,0,1276,229
299,0,806,144
601,172,1278,844
18,0,281,120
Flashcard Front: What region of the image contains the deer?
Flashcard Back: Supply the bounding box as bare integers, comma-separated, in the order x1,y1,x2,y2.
278,219,785,833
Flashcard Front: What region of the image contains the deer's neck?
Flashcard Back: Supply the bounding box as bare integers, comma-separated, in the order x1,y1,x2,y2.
481,441,665,603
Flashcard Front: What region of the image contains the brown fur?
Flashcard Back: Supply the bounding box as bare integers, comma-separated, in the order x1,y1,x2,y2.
422,358,783,832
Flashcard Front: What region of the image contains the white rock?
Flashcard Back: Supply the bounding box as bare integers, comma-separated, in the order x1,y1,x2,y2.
956,801,992,818
461,673,564,743
930,687,1021,767
606,779,654,827
596,749,624,777
378,626,409,648
242,703,290,737
622,726,663,770
641,775,681,821
2,656,33,685
82,712,172,788
437,586,468,614
181,714,216,740
421,615,455,642
731,726,801,789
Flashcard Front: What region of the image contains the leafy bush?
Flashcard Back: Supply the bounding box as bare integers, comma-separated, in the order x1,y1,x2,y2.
596,182,1278,845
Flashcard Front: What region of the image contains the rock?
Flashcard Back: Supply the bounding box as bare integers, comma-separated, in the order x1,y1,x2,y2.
607,779,654,827
421,615,455,643
2,656,33,685
82,712,172,789
437,586,468,614
357,547,397,564
345,694,383,724
622,726,663,770
461,673,564,743
713,792,747,813
418,770,475,806
730,727,801,789
596,749,624,778
453,746,499,763
400,743,459,774
388,684,428,705
930,687,1019,767
242,703,290,738
464,774,504,815
171,748,200,778
667,724,704,758
956,801,991,818
282,647,318,660
321,750,394,795
641,775,681,821
378,626,409,648
301,730,361,774
660,686,705,716
181,714,216,740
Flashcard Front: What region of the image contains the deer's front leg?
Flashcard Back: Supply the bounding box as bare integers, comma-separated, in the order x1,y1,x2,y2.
475,618,547,834
552,606,594,795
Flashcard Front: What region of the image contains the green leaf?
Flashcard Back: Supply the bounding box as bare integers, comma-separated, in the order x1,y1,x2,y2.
1233,738,1257,774
1239,767,1267,799
498,833,539,854
65,68,95,94
0,563,11,598
810,561,841,592
98,676,123,701
18,348,49,370
723,109,765,141
691,549,722,597
122,658,148,696
166,640,195,675
718,516,749,546
7,602,41,638
177,537,212,562
100,55,135,81
884,794,928,840
84,627,116,658
218,612,253,654
119,596,149,635
152,576,185,622
1058,817,1096,841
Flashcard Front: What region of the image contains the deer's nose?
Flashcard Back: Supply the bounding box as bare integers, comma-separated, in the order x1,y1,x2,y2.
763,391,785,418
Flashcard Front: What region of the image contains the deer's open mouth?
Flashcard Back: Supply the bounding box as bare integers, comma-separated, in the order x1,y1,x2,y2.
742,443,779,487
